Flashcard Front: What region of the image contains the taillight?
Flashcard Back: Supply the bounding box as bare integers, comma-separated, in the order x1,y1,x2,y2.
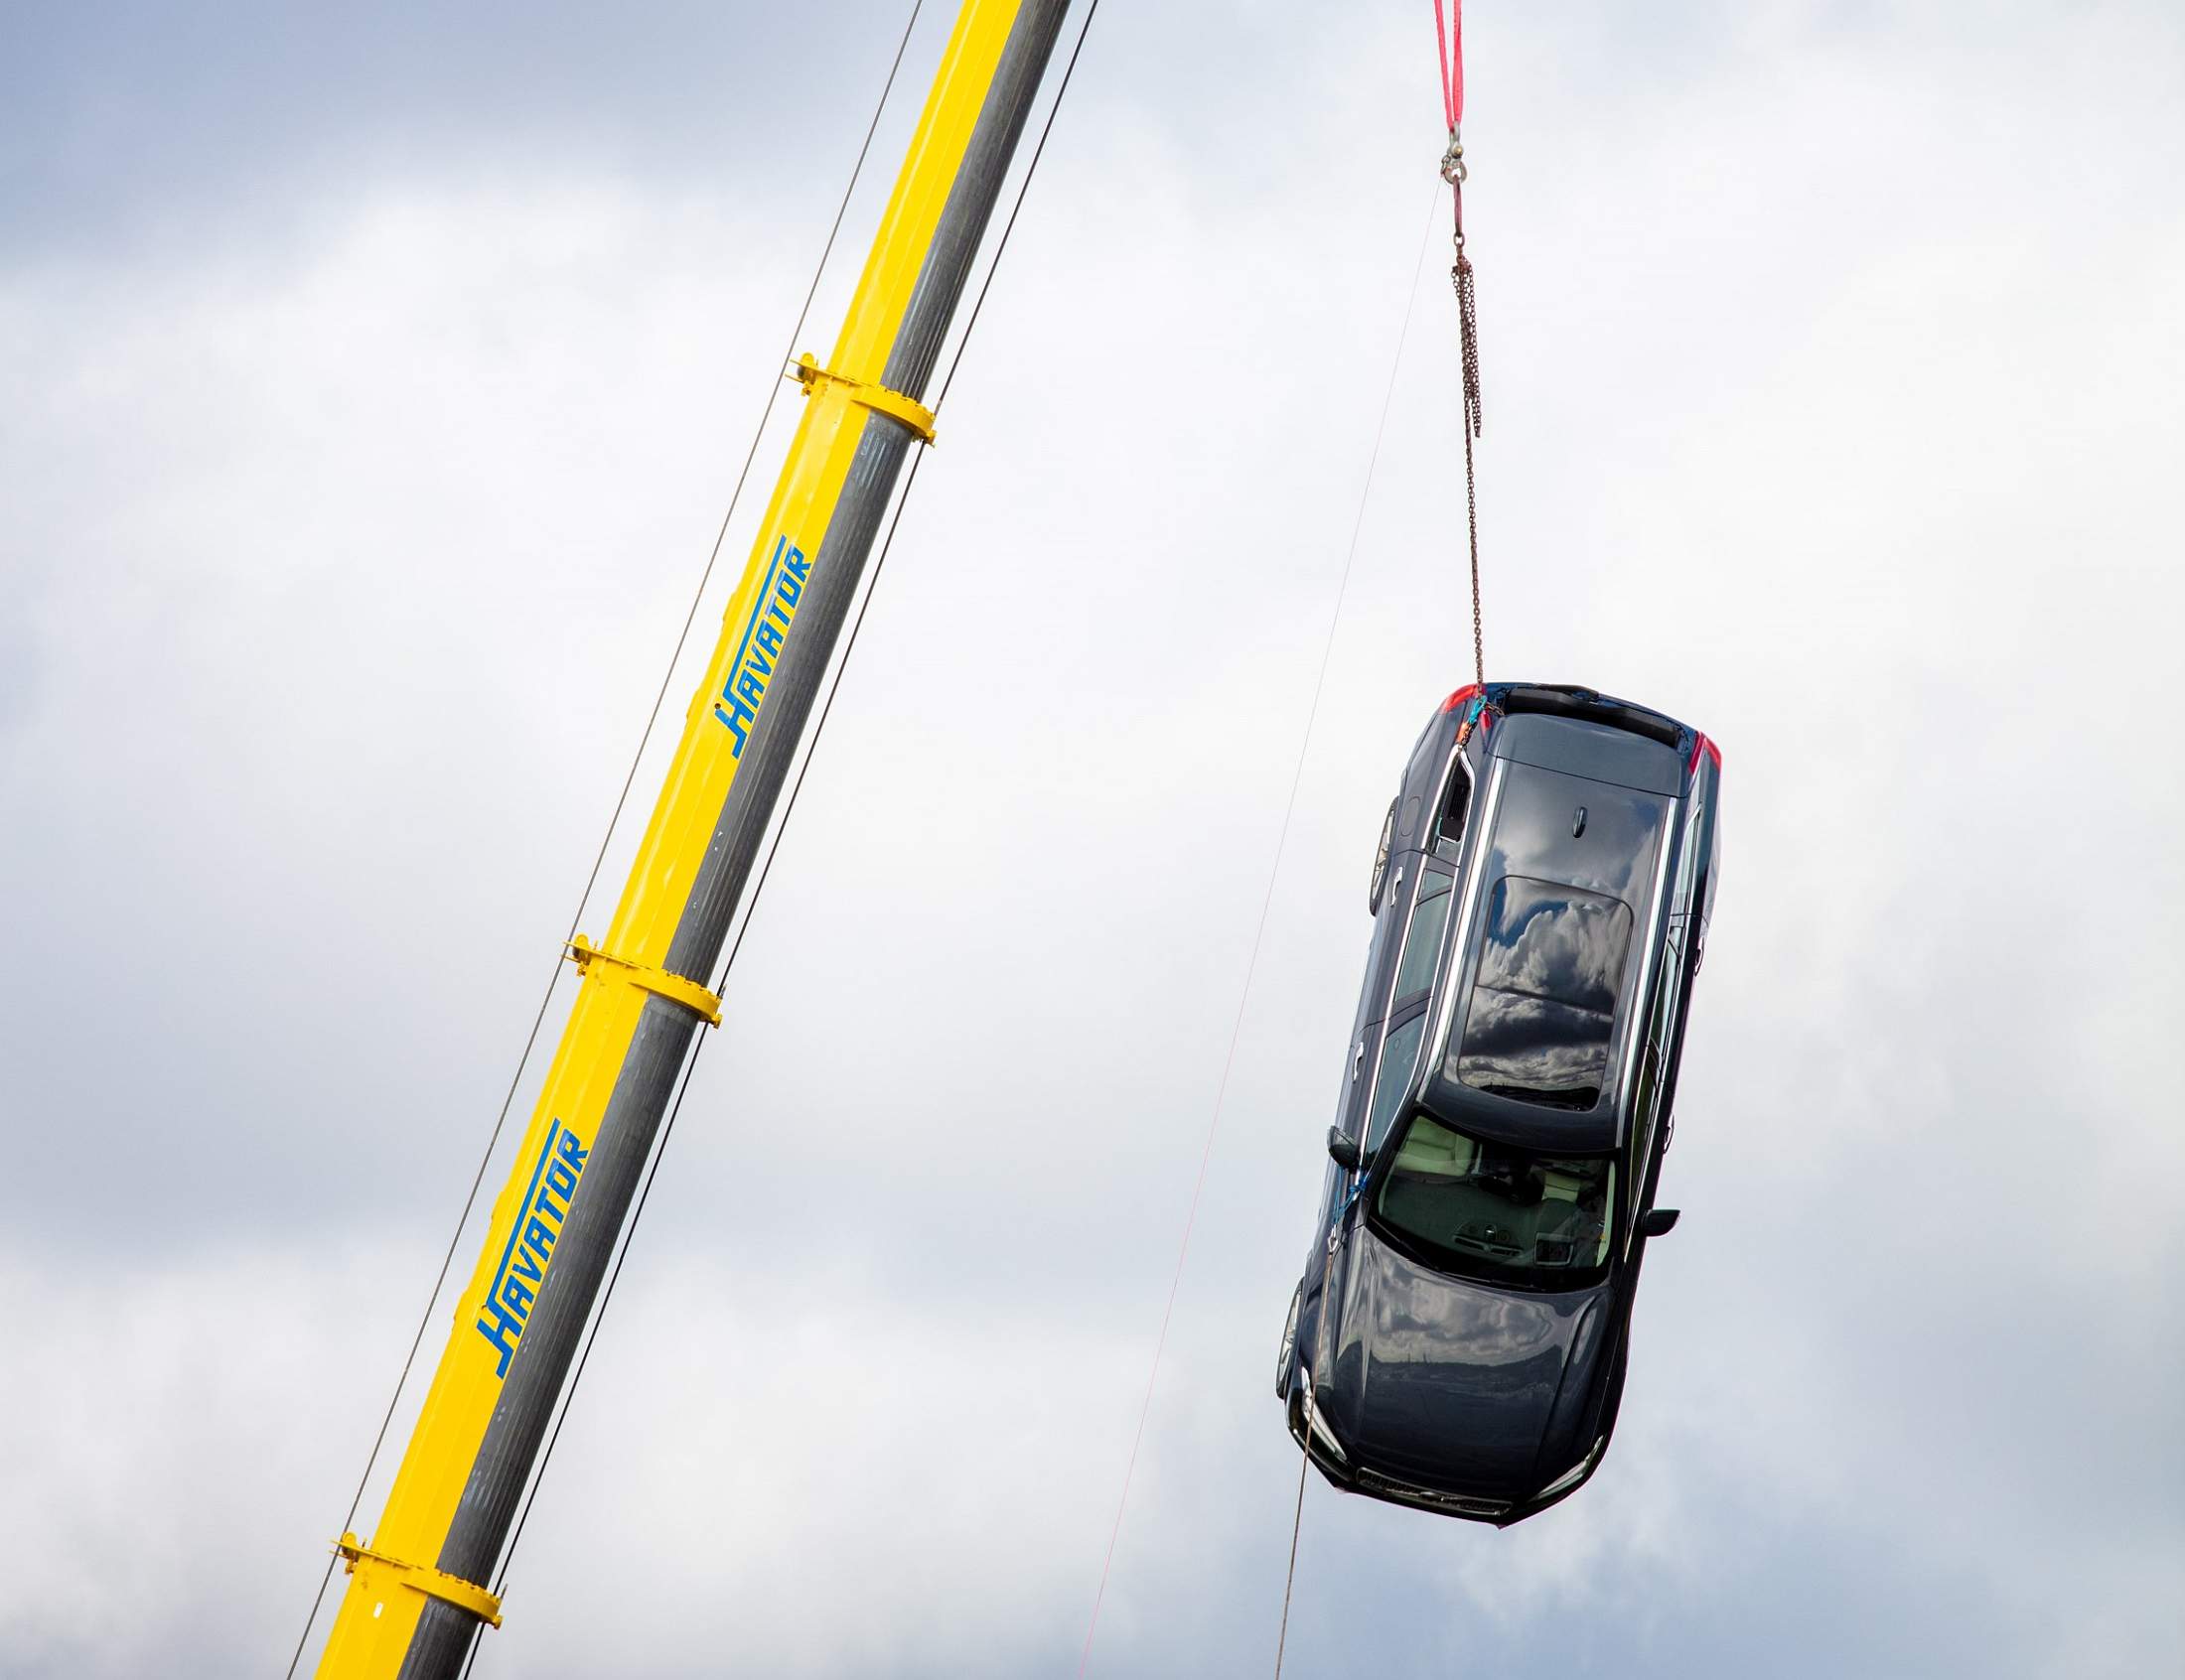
1440,682,1483,713
1688,733,1722,775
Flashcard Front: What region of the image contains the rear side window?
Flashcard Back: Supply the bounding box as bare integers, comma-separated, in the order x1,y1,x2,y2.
1392,870,1455,1004
1433,762,1471,860
1450,876,1634,1110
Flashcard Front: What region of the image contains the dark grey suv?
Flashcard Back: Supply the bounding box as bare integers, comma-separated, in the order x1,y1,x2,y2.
1275,682,1722,1524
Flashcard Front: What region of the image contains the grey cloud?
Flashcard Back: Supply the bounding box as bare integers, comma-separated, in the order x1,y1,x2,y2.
3,1,2182,1677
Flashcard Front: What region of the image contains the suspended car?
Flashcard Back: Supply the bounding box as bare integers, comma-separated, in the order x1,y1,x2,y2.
1275,682,1721,1525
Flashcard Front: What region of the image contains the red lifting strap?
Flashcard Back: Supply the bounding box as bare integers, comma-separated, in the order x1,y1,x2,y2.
1433,0,1465,130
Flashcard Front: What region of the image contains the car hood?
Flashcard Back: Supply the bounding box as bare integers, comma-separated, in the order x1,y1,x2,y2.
1318,1226,1607,1497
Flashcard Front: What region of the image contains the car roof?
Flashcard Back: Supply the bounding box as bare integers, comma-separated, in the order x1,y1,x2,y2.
1489,711,1684,796
1408,702,1687,1156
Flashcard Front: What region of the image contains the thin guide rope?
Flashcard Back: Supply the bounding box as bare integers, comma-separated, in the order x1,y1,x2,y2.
1075,187,1443,1678
1270,1389,1314,1677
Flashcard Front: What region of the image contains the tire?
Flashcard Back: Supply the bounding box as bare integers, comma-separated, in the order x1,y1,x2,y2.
1274,1281,1303,1401
1368,798,1396,915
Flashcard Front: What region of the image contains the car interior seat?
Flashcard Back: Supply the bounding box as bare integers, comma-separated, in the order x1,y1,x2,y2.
1391,1116,1476,1181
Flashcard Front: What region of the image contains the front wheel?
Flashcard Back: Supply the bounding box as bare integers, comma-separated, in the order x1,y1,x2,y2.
1274,1281,1302,1400
1368,799,1396,915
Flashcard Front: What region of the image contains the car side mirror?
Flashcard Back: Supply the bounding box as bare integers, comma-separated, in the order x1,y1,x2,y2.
1326,1127,1363,1172
1639,1207,1680,1238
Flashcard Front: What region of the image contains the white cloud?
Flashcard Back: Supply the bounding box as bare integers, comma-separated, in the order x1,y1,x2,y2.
3,2,2181,1676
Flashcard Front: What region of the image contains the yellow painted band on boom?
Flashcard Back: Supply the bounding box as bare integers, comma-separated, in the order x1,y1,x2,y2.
565,934,723,1026
334,1535,503,1628
790,353,939,442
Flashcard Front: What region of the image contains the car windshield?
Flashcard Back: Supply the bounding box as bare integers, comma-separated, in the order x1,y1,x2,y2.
1373,1110,1614,1286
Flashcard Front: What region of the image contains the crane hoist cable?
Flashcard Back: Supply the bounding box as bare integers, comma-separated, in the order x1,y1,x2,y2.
1435,0,1487,688
1267,10,1486,1671
278,8,932,1675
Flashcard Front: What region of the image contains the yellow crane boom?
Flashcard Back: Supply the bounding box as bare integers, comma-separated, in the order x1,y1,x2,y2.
309,3,1072,1672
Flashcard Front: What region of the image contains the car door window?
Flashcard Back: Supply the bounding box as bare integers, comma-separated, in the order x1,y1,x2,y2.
1628,1041,1664,1230
1364,1005,1427,1153
1391,868,1455,1007
1632,827,1701,1207
1335,1022,1375,1145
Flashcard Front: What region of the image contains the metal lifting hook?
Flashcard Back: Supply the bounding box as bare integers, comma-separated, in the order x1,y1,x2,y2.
1440,124,1467,187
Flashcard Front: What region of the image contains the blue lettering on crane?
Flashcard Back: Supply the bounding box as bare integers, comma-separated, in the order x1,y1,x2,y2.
712,535,811,754
474,1120,591,1377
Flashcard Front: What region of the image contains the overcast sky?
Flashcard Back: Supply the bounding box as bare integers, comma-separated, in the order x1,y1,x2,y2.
3,1,2181,1676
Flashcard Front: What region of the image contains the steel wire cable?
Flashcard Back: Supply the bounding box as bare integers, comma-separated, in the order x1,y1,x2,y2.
454,6,1103,1671
1073,186,1445,1679
1270,1389,1314,1678
1266,159,1487,1673
280,8,927,1674
1267,153,1485,1670
1437,0,1486,685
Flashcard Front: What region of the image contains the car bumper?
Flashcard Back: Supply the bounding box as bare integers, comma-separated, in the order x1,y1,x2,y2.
1284,1382,1599,1527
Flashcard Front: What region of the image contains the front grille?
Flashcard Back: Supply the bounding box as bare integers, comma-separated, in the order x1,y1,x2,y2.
1355,1468,1511,1519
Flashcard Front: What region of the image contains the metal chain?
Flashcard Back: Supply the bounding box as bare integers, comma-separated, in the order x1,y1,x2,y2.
1451,169,1485,687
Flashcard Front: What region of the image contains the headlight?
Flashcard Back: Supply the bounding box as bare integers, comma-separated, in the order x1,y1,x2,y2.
1533,1435,1606,1501
1295,1367,1347,1462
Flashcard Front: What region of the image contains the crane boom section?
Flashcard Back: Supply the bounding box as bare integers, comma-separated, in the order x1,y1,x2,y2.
310,3,1050,1673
